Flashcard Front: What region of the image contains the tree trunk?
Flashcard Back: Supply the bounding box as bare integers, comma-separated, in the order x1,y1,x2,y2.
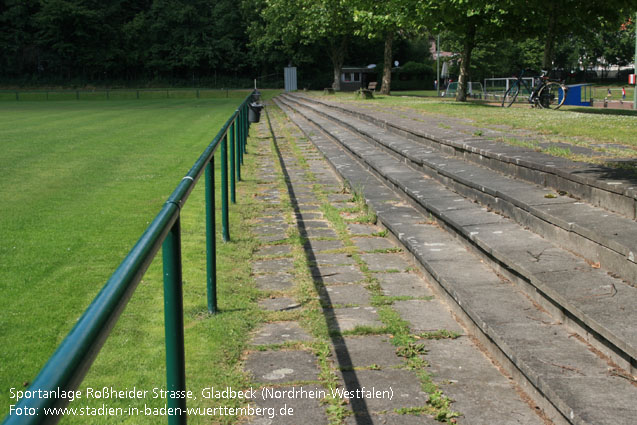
380,32,394,95
456,20,476,102
542,4,557,69
327,37,347,91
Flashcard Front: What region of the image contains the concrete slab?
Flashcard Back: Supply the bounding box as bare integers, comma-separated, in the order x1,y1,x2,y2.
352,237,397,252
425,337,545,425
311,253,356,266
311,265,366,285
258,234,288,243
303,239,344,252
295,211,324,221
320,285,371,306
330,335,402,369
336,369,429,412
361,253,411,272
347,223,382,235
301,227,339,238
377,273,432,298
259,297,302,312
256,245,293,257
252,258,295,274
344,413,438,425
246,386,328,425
326,307,384,332
299,220,330,229
245,350,319,383
393,300,463,334
250,322,312,346
256,216,287,225
253,273,295,291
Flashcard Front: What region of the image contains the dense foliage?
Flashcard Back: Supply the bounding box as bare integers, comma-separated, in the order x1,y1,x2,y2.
0,0,635,92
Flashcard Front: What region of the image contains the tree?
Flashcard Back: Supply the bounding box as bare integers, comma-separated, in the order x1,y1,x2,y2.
353,0,423,94
247,0,357,90
421,1,515,101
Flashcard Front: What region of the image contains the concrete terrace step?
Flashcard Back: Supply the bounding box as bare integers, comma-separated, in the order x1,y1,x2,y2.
280,93,637,286
276,97,637,425
278,94,637,372
286,92,637,220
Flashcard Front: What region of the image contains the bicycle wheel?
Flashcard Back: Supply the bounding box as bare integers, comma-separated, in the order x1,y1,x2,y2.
537,82,567,109
502,84,520,107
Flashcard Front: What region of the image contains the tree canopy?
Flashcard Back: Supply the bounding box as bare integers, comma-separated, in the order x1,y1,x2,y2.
0,0,635,94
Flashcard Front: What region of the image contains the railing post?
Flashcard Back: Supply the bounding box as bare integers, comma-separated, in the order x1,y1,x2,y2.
243,104,249,155
205,159,217,314
235,117,241,182
229,122,236,203
162,217,187,425
221,135,230,242
240,106,245,165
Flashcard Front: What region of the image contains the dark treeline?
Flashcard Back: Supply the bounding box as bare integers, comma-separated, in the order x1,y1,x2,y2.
1,0,635,93
0,0,262,87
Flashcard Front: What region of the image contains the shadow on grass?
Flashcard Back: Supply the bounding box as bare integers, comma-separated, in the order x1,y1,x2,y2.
563,107,637,117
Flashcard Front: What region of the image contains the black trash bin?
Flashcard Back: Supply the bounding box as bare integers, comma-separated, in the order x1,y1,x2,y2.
251,89,261,103
248,102,264,123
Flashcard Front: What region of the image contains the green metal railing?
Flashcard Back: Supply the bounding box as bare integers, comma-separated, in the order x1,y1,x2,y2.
2,92,256,425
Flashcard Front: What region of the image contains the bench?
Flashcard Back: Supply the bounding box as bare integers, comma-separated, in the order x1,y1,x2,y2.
356,81,377,99
323,87,335,95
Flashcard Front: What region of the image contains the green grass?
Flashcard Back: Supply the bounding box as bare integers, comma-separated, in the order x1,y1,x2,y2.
0,98,268,423
312,90,637,163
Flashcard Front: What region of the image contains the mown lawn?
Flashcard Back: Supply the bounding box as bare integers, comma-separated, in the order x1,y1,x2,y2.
314,91,637,159
0,97,270,423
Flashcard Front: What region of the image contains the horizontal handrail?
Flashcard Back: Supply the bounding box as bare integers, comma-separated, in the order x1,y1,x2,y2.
2,91,256,425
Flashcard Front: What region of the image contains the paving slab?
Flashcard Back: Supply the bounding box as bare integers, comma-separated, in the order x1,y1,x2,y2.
393,300,464,334
252,258,295,274
301,227,339,238
250,322,312,346
344,413,438,425
311,253,356,266
311,265,366,285
347,223,382,235
360,253,411,272
299,219,330,229
255,244,293,257
326,306,384,332
425,337,545,425
296,203,322,212
258,297,301,312
377,273,433,298
295,212,324,221
351,237,397,252
336,369,429,412
246,386,329,425
320,285,371,306
257,234,289,243
330,335,402,369
245,350,320,383
255,216,287,225
303,239,344,252
253,273,295,291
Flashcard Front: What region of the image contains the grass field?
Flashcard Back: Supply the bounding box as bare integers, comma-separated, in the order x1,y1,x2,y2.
0,97,275,423
314,91,637,164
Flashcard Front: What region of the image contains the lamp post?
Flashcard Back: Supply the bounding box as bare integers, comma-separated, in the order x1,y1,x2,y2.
633,12,636,110
437,34,440,97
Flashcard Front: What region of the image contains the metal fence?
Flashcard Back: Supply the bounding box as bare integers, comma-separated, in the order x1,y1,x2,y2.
0,88,254,101
2,91,257,425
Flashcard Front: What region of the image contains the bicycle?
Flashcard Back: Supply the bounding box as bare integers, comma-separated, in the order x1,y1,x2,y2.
501,69,568,109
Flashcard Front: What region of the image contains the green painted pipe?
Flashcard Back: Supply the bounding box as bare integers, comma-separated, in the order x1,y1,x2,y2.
162,218,187,425
205,160,217,314
221,135,230,242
